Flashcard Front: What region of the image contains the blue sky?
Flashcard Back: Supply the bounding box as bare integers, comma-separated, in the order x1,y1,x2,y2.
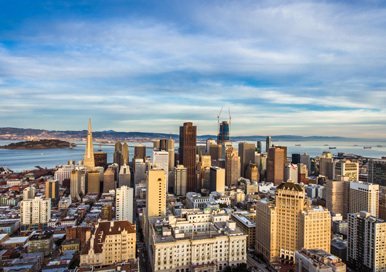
1,0,386,137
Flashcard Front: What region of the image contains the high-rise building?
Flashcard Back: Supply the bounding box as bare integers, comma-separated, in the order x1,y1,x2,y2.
348,211,386,272
116,185,134,223
255,182,331,263
45,179,59,204
122,142,129,165
266,136,272,153
118,164,131,187
257,141,262,153
94,151,107,168
239,142,256,177
368,158,386,186
80,221,136,266
225,149,240,187
319,157,334,179
292,153,301,164
174,165,187,196
179,122,197,192
84,118,95,170
20,196,51,228
266,146,286,185
206,139,216,153
146,168,167,218
325,178,350,218
334,159,359,181
134,145,146,162
300,153,311,174
380,186,386,220
103,167,115,193
297,163,308,184
217,121,230,144
54,164,75,185
23,186,36,200
245,163,259,182
285,163,298,183
113,141,123,166
209,166,225,194
152,150,169,189
87,170,100,194
167,138,175,171
134,158,146,184
70,169,81,201
349,181,379,217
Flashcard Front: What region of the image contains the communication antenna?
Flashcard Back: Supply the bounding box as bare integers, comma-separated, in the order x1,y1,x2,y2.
228,107,231,126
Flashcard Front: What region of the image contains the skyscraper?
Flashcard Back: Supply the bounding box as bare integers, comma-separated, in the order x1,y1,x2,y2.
349,182,379,217
103,167,116,193
256,141,262,153
45,179,59,204
134,145,146,162
84,118,95,170
348,211,386,271
118,164,131,187
116,185,134,223
153,150,169,189
179,122,197,192
122,142,129,165
334,159,359,181
325,178,350,218
266,136,272,153
267,146,286,185
368,159,386,186
217,121,230,144
174,165,187,196
225,148,240,187
146,168,167,217
238,142,256,178
167,138,175,171
113,141,123,166
209,166,225,194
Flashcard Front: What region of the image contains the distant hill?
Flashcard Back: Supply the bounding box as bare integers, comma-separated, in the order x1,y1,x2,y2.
0,127,369,142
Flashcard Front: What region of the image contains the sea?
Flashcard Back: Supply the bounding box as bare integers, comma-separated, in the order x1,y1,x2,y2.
0,139,386,172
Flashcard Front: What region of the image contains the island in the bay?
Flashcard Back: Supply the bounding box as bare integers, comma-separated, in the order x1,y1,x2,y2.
0,139,76,149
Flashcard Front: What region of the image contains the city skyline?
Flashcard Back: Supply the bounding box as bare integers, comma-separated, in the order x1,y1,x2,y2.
1,1,386,137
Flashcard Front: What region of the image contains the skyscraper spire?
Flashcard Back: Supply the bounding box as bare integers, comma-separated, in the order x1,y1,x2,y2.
84,118,95,169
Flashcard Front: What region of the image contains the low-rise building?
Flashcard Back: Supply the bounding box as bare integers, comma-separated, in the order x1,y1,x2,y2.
295,249,346,272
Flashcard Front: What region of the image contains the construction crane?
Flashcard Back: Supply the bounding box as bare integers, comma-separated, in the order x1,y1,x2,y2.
228,107,232,126
217,106,224,132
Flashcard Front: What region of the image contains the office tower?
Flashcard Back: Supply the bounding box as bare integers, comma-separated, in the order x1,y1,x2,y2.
245,163,259,182
179,122,197,192
70,169,81,201
239,142,256,177
121,142,129,165
118,164,131,187
257,141,262,153
84,118,95,170
209,166,225,194
103,167,115,193
134,145,146,162
134,158,146,184
113,141,123,166
87,170,100,194
348,211,386,271
255,182,331,263
319,157,334,179
94,151,107,168
267,146,286,185
325,178,350,217
295,249,346,272
23,186,36,200
206,139,216,153
146,169,167,217
158,138,167,151
167,138,175,171
80,221,136,266
297,163,308,183
266,136,272,152
380,186,386,220
300,153,311,173
285,163,298,183
152,150,169,188
45,179,59,203
54,164,75,185
20,196,51,228
153,139,160,150
217,120,230,144
208,143,221,162
174,165,187,196
334,159,359,181
291,153,301,164
116,185,134,223
368,158,386,186
225,149,240,187
349,182,379,217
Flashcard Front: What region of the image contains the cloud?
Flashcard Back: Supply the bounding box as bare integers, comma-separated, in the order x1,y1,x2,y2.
0,0,386,137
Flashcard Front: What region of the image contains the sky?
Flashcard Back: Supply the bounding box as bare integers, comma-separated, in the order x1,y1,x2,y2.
0,0,386,138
